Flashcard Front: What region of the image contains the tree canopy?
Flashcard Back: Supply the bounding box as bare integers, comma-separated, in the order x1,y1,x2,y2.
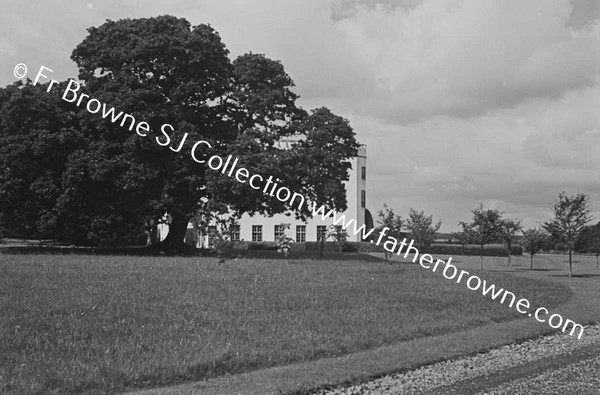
405,208,442,253
544,192,592,276
521,227,548,270
459,204,503,270
0,15,359,249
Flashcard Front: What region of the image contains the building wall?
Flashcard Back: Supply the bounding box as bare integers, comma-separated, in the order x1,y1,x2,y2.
227,144,367,243
158,144,368,245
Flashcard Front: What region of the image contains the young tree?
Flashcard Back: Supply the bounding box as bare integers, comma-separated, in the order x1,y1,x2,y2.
275,223,294,257
521,228,549,270
450,230,472,254
404,209,442,253
459,204,503,270
500,218,522,267
543,192,592,277
376,204,404,262
576,222,600,269
327,225,348,252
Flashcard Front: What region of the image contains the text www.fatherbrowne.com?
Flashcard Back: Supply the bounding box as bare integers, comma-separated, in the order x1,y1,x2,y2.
23,64,585,340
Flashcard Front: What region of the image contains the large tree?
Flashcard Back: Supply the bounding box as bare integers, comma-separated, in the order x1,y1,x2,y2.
459,204,503,270
543,192,592,276
0,16,359,250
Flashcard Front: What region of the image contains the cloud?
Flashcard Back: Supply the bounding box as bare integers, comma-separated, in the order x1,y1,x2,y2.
1,0,599,232
317,0,600,122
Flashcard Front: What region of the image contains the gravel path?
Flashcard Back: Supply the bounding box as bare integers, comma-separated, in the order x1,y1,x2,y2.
313,323,600,394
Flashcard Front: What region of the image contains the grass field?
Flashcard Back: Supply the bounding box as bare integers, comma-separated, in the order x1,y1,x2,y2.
0,253,571,394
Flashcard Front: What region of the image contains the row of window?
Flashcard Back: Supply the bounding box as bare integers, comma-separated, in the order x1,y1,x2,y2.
253,224,330,242
207,224,330,242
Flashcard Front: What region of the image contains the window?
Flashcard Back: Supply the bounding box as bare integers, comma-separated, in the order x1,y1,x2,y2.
361,166,366,180
317,225,327,241
361,190,366,208
231,225,240,241
252,225,262,242
296,225,306,242
274,225,285,240
208,225,217,236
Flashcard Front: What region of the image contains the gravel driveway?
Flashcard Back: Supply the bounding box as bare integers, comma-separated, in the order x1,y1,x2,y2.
313,323,600,394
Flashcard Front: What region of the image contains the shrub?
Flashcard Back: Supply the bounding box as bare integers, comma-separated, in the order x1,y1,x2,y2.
247,242,278,251
184,228,199,247
304,241,385,253
427,243,522,257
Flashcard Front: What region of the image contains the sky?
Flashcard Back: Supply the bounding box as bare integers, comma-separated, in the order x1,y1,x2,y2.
1,0,599,232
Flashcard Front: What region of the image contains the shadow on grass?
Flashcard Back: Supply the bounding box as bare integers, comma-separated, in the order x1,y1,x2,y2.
0,245,206,257
548,274,600,278
0,245,381,262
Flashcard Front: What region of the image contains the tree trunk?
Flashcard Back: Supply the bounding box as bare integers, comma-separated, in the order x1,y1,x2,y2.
158,212,189,252
480,245,484,270
530,254,534,270
319,235,324,260
150,222,161,245
568,249,573,277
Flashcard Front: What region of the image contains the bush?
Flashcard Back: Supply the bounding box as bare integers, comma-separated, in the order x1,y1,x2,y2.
184,228,199,247
427,243,522,257
247,242,278,251
305,241,342,252
304,241,385,253
301,241,521,257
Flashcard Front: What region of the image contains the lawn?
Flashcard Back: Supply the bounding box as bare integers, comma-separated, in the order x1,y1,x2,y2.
0,253,571,394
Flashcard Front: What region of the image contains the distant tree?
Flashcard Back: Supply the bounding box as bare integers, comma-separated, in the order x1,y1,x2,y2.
376,204,404,262
451,230,471,245
500,218,522,267
327,225,348,252
521,228,549,270
404,208,442,253
450,230,471,255
459,204,503,270
576,222,600,269
543,192,592,276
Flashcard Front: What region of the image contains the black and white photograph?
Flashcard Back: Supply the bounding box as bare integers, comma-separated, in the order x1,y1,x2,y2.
1,1,600,394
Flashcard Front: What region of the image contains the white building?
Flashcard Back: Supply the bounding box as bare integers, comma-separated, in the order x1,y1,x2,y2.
159,141,370,245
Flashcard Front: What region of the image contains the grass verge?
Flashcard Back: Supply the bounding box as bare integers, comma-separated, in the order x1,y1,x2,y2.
0,254,571,394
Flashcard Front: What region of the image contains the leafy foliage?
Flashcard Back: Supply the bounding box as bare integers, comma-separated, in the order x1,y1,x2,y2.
499,218,522,266
543,192,592,276
327,224,349,252
275,223,294,257
520,227,549,269
405,208,441,253
576,222,600,268
459,204,504,270
0,16,360,249
376,203,404,261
